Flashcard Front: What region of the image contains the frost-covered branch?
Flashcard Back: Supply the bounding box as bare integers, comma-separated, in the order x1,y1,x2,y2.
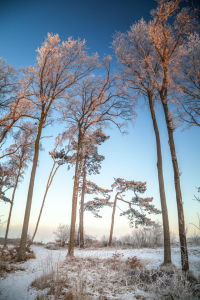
84,195,113,218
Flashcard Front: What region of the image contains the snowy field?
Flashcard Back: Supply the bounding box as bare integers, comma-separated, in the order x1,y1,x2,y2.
0,245,200,300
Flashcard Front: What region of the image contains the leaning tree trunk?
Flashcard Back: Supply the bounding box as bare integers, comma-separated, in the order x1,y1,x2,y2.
4,165,21,248
109,194,118,246
28,149,67,247
79,159,86,248
161,98,189,271
28,165,55,247
17,116,44,262
68,133,83,256
148,94,172,265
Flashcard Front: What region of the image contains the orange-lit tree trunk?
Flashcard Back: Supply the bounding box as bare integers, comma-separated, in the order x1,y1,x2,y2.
148,94,172,265
68,131,83,256
161,96,189,271
109,194,118,246
17,113,44,261
28,161,56,247
79,159,86,248
28,145,68,247
150,0,192,271
109,182,128,246
28,142,68,247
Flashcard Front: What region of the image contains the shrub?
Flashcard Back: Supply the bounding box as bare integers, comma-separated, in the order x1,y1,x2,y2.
53,224,70,246
126,256,142,269
83,234,99,247
107,251,124,270
100,235,109,247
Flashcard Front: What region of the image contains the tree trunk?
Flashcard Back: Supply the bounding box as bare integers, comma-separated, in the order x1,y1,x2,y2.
17,116,44,261
68,133,82,256
80,159,86,248
28,164,55,247
4,166,21,248
148,95,172,265
29,146,69,247
161,99,189,271
77,221,80,246
109,194,118,246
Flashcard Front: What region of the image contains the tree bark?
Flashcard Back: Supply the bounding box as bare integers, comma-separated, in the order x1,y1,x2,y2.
17,115,44,261
68,132,82,256
148,95,172,265
161,98,189,271
4,166,21,248
79,159,86,248
109,194,118,246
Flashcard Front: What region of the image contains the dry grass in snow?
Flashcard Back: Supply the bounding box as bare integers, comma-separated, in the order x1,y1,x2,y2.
0,245,200,299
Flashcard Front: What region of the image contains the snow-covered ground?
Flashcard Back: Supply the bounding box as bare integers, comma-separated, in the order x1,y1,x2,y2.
0,245,200,300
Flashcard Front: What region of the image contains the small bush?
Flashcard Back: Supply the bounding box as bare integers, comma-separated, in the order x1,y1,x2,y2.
99,235,109,247
53,224,71,246
107,251,124,270
126,256,142,269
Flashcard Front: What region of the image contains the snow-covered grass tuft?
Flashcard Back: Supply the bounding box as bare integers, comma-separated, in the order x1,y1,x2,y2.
30,252,68,299
151,270,200,299
126,267,200,299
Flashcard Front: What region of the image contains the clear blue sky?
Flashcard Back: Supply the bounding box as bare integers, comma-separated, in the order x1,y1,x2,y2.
0,0,199,243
